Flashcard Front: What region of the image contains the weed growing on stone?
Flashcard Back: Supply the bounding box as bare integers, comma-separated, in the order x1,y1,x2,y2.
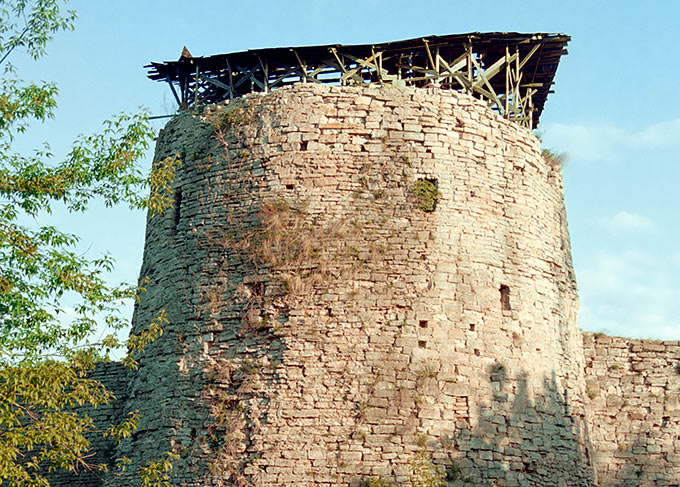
362,450,447,487
416,364,438,380
413,179,440,212
541,148,567,168
206,105,250,132
363,478,394,487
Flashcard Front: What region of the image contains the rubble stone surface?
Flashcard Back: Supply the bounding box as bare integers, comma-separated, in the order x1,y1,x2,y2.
51,84,679,487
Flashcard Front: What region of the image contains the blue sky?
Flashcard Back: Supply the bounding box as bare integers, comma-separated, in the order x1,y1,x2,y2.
14,0,680,340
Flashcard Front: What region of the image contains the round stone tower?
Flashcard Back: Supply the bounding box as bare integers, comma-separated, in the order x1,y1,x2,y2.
115,84,595,486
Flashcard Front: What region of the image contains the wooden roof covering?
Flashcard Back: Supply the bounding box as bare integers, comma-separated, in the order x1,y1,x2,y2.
146,32,570,129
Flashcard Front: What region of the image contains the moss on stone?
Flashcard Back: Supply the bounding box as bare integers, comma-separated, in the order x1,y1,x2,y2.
413,178,440,212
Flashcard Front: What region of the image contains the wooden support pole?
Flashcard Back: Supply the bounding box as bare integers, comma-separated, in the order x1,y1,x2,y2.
225,57,234,100
504,45,509,117
193,65,199,106
466,40,473,94
258,56,269,92
515,45,521,118
470,56,503,110
292,49,308,83
519,42,541,71
165,74,181,106
372,47,382,83
423,39,435,84
329,48,348,85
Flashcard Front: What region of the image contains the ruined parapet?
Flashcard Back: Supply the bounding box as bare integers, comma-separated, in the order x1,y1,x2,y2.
583,333,680,485
109,83,595,486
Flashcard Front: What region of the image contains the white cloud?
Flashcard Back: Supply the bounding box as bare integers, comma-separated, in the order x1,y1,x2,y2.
633,119,680,148
577,249,680,340
542,118,680,163
599,211,654,234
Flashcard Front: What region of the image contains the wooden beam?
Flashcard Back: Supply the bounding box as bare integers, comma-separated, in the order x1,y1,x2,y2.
505,45,509,116
193,65,199,106
519,42,541,71
338,51,381,85
165,74,181,106
291,49,309,83
200,75,230,92
258,56,269,92
437,52,467,76
470,56,503,110
269,66,305,88
423,39,436,73
225,57,234,99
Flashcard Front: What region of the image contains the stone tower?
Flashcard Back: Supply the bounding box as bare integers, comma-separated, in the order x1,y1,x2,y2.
112,82,596,486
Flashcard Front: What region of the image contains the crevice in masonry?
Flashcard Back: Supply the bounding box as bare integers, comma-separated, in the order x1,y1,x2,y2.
500,284,511,311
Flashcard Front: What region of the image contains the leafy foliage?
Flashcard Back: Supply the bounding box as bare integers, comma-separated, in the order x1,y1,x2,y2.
0,1,178,485
138,452,180,487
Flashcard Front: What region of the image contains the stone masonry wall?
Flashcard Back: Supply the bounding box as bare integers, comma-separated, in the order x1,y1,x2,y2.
108,84,595,486
583,332,680,486
46,362,129,487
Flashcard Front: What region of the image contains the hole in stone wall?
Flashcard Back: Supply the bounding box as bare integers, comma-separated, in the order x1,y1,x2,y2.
285,183,294,190
250,282,264,297
500,284,511,311
469,324,475,331
173,189,182,231
419,320,428,329
327,307,333,317
474,349,480,356
300,141,308,151
418,340,427,348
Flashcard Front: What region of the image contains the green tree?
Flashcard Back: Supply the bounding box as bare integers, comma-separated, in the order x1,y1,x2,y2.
0,1,177,485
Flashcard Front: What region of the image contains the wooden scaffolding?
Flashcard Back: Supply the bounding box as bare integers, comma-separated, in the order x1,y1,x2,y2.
146,32,569,129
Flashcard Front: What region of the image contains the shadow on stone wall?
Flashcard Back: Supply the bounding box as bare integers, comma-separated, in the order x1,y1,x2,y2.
584,333,680,487
592,419,677,487
43,363,129,487
451,363,595,487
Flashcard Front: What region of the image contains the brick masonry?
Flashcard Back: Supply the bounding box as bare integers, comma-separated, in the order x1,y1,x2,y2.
52,84,680,486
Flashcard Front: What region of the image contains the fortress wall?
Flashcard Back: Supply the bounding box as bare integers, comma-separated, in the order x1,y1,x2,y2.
47,362,129,487
113,84,595,486
583,332,680,486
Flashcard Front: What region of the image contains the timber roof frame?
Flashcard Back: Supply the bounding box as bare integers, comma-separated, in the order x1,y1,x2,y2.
146,32,570,129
